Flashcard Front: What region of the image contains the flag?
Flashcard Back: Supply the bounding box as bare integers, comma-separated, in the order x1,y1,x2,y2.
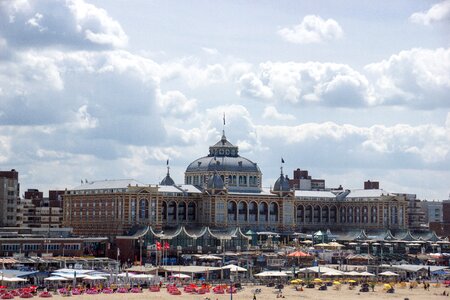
164,242,170,250
117,247,120,257
281,158,285,163
223,113,226,125
156,241,162,251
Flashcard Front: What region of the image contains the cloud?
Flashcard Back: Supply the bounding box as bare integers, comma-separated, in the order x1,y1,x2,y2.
365,47,450,108
410,0,450,25
157,90,198,118
0,0,128,50
262,106,295,121
238,61,373,107
278,15,343,44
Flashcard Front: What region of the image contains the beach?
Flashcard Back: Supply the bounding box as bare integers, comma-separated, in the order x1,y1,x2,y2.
44,283,450,300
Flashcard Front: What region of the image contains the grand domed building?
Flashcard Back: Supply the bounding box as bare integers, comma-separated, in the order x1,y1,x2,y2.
63,129,410,240
185,131,261,193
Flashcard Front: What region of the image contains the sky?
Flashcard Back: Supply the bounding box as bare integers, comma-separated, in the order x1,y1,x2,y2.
0,0,449,200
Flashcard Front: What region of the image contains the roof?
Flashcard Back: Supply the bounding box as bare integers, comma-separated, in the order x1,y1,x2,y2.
71,179,144,191
346,189,391,198
294,190,336,198
186,155,260,173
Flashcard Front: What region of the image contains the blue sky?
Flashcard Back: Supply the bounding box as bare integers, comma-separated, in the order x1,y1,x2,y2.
0,0,449,200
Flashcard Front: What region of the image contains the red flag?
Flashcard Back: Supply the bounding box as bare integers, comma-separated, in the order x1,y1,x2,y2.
156,241,162,251
164,242,170,250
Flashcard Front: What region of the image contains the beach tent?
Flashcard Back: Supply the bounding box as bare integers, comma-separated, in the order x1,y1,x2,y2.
44,276,70,281
345,271,362,276
2,277,27,282
170,273,191,279
82,275,108,280
297,266,340,274
222,264,247,272
379,271,399,276
322,270,344,276
254,271,288,277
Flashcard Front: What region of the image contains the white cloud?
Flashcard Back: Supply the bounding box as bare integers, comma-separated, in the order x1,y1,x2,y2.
157,90,197,118
237,73,273,99
238,61,373,107
410,0,450,25
0,0,128,49
262,106,295,121
278,15,343,44
365,47,450,108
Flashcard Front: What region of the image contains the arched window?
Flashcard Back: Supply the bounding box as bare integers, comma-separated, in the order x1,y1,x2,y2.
269,202,278,222
139,199,148,220
178,202,187,221
322,206,329,223
259,202,268,222
305,205,313,223
238,202,248,222
296,205,304,223
162,202,167,221
249,202,258,222
168,201,177,222
340,207,346,223
188,203,196,221
227,201,237,222
330,206,337,223
313,205,320,223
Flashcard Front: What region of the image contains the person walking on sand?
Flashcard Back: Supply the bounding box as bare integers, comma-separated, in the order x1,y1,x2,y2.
253,293,257,300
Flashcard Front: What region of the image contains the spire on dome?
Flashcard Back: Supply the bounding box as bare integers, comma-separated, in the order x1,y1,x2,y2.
160,159,175,186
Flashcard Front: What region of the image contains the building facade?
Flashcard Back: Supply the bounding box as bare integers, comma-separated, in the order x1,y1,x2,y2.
63,132,410,238
0,170,20,227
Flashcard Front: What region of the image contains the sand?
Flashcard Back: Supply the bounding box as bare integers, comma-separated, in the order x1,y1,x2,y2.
45,283,450,300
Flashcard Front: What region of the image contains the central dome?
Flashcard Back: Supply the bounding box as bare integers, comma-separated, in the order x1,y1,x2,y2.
185,131,262,192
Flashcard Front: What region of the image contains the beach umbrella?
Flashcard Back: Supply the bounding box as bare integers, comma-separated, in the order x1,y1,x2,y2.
254,271,288,277
327,242,344,249
222,264,247,272
314,243,329,248
333,281,341,285
379,271,399,276
290,279,303,284
347,279,356,283
287,251,311,257
313,278,322,283
44,276,70,281
345,271,361,276
359,272,375,277
322,270,344,276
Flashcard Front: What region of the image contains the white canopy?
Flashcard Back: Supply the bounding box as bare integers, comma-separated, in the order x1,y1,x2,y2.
51,272,87,279
2,277,27,282
321,270,345,276
44,276,70,281
254,271,288,277
379,271,399,276
130,274,154,279
222,264,247,272
298,266,340,274
82,275,108,280
170,273,191,279
198,255,222,260
359,271,375,277
345,271,362,276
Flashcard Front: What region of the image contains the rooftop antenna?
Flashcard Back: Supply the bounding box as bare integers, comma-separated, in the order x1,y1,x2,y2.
166,159,170,176
221,112,227,143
